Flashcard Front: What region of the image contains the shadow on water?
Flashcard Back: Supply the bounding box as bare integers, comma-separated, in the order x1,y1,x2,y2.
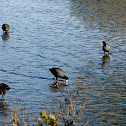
70,0,126,31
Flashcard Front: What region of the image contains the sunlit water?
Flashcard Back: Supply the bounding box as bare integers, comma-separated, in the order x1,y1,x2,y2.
0,0,126,125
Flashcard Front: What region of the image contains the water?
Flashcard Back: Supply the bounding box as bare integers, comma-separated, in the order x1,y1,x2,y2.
0,0,126,125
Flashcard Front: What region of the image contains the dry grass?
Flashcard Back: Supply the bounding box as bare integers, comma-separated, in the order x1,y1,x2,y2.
40,90,89,126
3,90,89,126
4,99,36,126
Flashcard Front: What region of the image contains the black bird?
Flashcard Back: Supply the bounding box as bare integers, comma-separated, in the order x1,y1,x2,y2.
49,68,69,82
2,24,10,34
0,83,11,99
102,41,111,54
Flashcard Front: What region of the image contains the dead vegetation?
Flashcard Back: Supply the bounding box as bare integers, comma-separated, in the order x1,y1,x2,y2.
3,90,89,126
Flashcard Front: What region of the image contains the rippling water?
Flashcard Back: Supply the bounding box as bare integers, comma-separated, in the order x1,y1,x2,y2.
0,0,126,125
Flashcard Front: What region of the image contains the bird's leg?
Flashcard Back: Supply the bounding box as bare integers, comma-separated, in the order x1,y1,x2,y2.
1,91,4,100
54,77,58,83
2,95,4,100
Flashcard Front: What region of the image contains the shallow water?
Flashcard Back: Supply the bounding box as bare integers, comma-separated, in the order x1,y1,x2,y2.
0,0,126,125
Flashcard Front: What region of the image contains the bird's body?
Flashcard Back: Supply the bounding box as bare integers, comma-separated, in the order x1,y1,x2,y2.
49,68,68,82
2,24,10,34
102,41,111,54
0,83,11,98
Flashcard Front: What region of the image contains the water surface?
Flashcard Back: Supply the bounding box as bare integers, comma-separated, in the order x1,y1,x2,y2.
0,0,126,125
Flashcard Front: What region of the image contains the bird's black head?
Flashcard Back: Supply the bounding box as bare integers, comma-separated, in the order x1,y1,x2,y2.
62,76,69,80
65,76,69,80
102,41,106,45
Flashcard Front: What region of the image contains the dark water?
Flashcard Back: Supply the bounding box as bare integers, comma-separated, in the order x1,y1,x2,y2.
0,0,126,125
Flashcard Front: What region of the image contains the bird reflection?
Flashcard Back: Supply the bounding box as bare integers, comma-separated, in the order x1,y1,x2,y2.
49,82,68,91
2,33,10,40
0,99,9,115
102,54,110,65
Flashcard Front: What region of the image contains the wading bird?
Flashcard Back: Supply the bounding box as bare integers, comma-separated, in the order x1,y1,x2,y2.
49,68,69,82
101,41,111,55
2,24,10,34
0,83,11,99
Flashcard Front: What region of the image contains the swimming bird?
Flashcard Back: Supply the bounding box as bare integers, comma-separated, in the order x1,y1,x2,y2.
0,83,11,99
102,41,111,54
49,68,69,82
2,24,10,34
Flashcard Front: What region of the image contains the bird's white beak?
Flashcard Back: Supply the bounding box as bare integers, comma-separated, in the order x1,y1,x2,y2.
66,79,68,83
101,42,103,45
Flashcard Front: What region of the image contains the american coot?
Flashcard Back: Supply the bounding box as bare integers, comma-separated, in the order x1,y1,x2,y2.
49,68,69,82
0,83,11,99
2,24,10,34
102,41,111,54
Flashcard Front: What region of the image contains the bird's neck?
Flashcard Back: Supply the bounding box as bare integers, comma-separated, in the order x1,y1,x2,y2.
104,43,106,47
